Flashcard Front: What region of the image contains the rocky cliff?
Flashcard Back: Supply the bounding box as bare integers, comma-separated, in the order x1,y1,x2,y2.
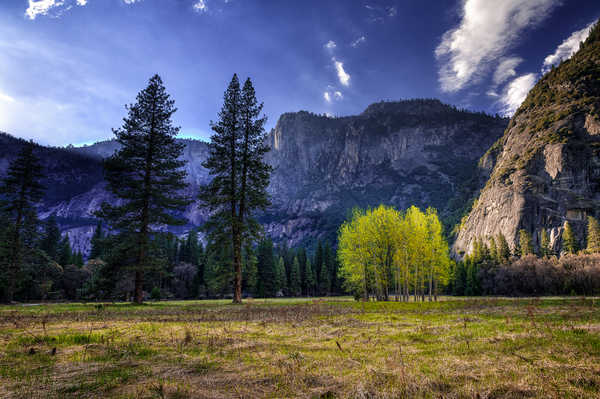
263,99,507,245
453,22,600,257
0,99,508,252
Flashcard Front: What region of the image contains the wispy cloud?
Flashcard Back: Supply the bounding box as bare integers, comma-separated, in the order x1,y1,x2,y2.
323,89,343,103
435,0,558,93
499,73,537,115
351,36,366,48
333,58,350,86
493,57,522,85
542,21,595,73
324,40,336,50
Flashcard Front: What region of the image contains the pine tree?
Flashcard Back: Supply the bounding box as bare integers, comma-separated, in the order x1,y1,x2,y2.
540,228,551,257
453,261,466,296
0,141,45,302
562,221,578,254
488,236,497,264
314,241,324,289
289,256,301,296
97,75,190,303
305,258,315,296
496,233,511,263
40,215,61,262
319,250,331,296
275,256,287,294
199,75,272,304
256,239,276,297
90,221,104,259
242,245,257,296
58,235,72,266
586,216,600,253
519,229,534,257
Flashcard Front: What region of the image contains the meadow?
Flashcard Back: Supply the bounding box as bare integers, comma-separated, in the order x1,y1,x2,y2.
1,297,599,398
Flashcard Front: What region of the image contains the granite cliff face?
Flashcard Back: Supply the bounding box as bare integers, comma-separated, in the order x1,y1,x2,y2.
453,23,600,257
0,99,508,252
263,100,507,245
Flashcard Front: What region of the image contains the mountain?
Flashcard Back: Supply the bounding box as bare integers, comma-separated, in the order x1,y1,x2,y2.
0,99,508,253
453,22,600,257
262,99,507,245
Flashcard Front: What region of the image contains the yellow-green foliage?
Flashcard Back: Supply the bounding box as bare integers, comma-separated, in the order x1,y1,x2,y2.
338,204,451,300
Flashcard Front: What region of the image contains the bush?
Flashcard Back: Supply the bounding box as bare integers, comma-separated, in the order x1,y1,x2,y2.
150,286,161,301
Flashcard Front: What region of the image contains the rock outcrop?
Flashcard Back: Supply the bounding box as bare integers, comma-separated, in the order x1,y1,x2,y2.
453,22,600,257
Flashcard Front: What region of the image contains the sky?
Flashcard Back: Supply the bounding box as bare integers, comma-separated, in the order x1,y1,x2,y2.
0,0,598,146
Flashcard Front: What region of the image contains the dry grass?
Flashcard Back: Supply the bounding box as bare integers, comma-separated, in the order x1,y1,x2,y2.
0,297,599,398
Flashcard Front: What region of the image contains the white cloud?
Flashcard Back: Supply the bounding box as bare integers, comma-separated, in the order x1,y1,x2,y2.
0,91,16,103
493,57,522,85
333,58,350,86
193,0,207,12
324,40,336,50
542,21,595,73
25,0,64,20
499,73,537,115
435,0,558,92
76,0,87,5
388,7,397,17
323,89,343,103
351,36,366,48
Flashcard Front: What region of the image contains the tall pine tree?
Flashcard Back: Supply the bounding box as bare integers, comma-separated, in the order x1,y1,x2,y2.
587,216,600,253
562,221,578,254
200,75,271,303
0,141,45,302
97,75,190,303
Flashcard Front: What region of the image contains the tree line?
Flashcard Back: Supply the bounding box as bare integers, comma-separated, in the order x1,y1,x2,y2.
450,218,600,296
0,73,283,303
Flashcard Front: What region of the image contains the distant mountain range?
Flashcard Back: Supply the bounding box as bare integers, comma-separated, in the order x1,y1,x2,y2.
0,98,508,254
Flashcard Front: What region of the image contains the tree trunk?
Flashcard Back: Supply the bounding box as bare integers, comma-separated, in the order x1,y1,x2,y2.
232,231,242,303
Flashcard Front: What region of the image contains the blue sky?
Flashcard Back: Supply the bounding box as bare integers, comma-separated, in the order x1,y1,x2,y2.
0,0,598,146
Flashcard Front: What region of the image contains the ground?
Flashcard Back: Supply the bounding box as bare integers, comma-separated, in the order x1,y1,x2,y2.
0,297,599,398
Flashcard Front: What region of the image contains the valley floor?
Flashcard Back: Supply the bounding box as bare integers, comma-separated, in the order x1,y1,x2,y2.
1,297,599,398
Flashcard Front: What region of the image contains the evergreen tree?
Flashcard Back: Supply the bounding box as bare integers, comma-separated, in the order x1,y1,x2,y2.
97,75,190,303
519,229,534,257
242,245,258,296
40,215,61,262
540,228,551,257
452,261,466,296
488,236,498,264
319,251,330,296
496,233,511,263
297,248,308,295
58,235,72,266
90,221,104,259
275,256,287,294
562,221,578,254
305,258,315,296
314,241,324,289
200,75,272,304
289,256,301,296
0,141,45,302
73,251,84,267
586,216,600,253
256,239,276,297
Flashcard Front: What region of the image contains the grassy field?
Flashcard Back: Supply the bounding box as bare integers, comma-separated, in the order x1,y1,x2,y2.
1,297,599,398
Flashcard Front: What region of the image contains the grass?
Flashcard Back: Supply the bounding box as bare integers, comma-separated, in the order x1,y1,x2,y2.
1,297,600,398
